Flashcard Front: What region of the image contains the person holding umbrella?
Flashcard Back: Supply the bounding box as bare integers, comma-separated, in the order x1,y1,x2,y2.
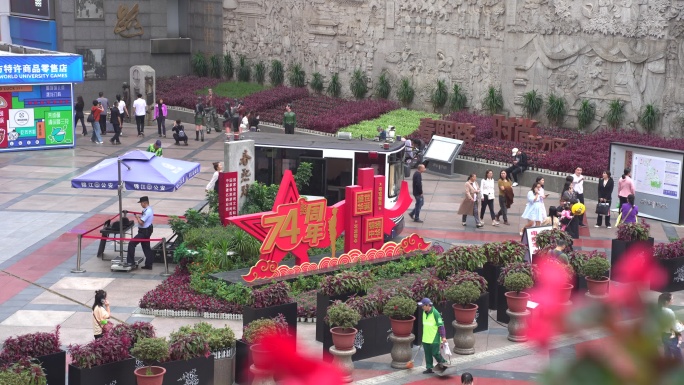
125,196,155,270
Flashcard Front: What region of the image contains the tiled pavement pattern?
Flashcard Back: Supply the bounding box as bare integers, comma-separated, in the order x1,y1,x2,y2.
0,119,682,384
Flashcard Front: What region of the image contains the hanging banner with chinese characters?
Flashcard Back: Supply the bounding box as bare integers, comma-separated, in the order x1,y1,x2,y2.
229,168,430,282
0,55,84,85
218,171,239,225
0,84,74,152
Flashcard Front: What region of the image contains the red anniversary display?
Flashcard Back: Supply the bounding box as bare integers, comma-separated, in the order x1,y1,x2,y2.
218,171,239,222
229,168,431,282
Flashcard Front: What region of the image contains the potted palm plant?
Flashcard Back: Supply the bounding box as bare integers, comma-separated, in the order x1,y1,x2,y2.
382,296,417,337
504,272,534,313
612,221,653,282
130,338,169,385
581,255,611,297
326,301,362,351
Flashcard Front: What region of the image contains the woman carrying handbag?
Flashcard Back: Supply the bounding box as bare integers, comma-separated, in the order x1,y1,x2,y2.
458,173,484,228
92,290,111,339
596,170,614,228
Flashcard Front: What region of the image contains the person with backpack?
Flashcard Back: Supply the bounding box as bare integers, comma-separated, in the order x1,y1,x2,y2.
172,120,188,146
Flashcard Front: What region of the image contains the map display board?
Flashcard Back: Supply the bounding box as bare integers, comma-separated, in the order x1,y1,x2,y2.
633,154,681,199
0,84,74,152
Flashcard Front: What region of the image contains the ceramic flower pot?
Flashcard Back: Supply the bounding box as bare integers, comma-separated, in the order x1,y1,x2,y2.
250,343,270,370
330,327,358,351
452,303,478,325
133,366,165,385
560,283,574,303
389,316,415,337
505,291,530,313
586,277,609,296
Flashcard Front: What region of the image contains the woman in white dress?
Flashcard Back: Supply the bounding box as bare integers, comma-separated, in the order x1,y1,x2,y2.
520,182,547,235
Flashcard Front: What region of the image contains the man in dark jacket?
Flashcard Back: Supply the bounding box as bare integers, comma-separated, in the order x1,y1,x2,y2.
409,164,425,223
505,147,528,187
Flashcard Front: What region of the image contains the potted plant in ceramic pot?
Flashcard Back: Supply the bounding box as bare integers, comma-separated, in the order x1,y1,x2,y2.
503,272,534,313
653,238,684,292
581,255,611,297
446,282,482,325
242,315,289,371
496,262,534,322
0,326,65,385
612,221,653,281
444,270,489,332
326,301,362,351
0,358,47,385
130,338,169,385
382,295,417,337
316,270,374,342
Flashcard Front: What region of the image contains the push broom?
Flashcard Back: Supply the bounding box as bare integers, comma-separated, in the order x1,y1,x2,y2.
406,344,423,369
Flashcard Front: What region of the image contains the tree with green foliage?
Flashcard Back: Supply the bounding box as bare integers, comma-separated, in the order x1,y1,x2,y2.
639,104,659,134
327,73,342,97
223,53,234,80
288,62,306,87
606,99,625,130
430,80,449,112
254,61,266,84
522,89,543,118
350,69,368,99
397,77,415,107
269,59,284,86
209,54,222,78
482,86,504,115
191,52,208,77
450,84,467,111
546,93,567,127
577,99,596,130
237,55,251,82
310,72,324,93
375,71,392,99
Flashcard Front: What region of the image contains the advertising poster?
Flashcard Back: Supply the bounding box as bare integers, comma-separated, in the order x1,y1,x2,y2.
633,154,682,199
0,84,74,151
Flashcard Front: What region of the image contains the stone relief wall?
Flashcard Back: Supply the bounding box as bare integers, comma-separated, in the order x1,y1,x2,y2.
222,0,684,134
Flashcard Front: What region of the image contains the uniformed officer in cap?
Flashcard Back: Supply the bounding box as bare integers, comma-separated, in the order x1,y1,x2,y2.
125,196,155,269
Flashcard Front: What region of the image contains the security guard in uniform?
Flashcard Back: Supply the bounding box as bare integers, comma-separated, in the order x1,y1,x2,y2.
125,196,154,269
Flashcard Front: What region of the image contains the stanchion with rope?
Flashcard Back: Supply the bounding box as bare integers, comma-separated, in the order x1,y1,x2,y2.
71,234,86,273
161,237,171,277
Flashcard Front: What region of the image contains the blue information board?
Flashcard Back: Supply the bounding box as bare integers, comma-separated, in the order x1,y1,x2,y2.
0,55,84,85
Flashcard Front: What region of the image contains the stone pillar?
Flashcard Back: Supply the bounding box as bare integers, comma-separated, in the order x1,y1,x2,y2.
452,321,477,354
224,139,254,213
507,309,530,342
249,364,275,385
329,346,356,383
389,333,415,368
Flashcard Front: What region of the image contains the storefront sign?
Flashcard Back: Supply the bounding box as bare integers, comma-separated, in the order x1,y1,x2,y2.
229,168,426,282
0,84,74,152
218,171,239,225
0,55,84,85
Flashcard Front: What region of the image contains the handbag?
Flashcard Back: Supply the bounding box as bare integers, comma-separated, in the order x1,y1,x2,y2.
616,206,635,226
87,114,95,123
93,312,112,334
596,202,610,215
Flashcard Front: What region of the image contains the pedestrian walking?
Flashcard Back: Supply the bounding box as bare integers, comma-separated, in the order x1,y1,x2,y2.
417,298,449,375
124,196,155,270
231,100,240,133
96,92,109,135
658,292,683,362
409,164,425,223
571,167,586,226
90,100,104,144
206,162,222,192
480,170,498,226
75,96,87,136
116,94,129,130
596,170,614,228
458,173,484,228
154,98,167,137
283,104,296,134
92,290,110,340
133,93,147,136
617,194,639,224
496,170,513,225
109,100,121,145
618,168,635,207
195,97,205,142
520,182,546,235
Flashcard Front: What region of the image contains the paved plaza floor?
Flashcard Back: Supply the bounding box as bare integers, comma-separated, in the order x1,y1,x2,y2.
0,120,682,384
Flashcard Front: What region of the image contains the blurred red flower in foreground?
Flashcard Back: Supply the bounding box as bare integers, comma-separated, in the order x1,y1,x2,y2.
254,333,345,385
527,257,573,349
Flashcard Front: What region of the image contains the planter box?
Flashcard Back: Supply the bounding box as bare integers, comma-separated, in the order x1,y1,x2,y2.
482,263,501,310
157,355,214,385
413,293,489,346
36,350,66,385
235,340,252,385
611,238,654,282
572,275,588,295
322,314,393,361
214,351,236,385
496,283,510,324
68,358,136,385
315,291,364,342
654,257,684,292
243,302,298,340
